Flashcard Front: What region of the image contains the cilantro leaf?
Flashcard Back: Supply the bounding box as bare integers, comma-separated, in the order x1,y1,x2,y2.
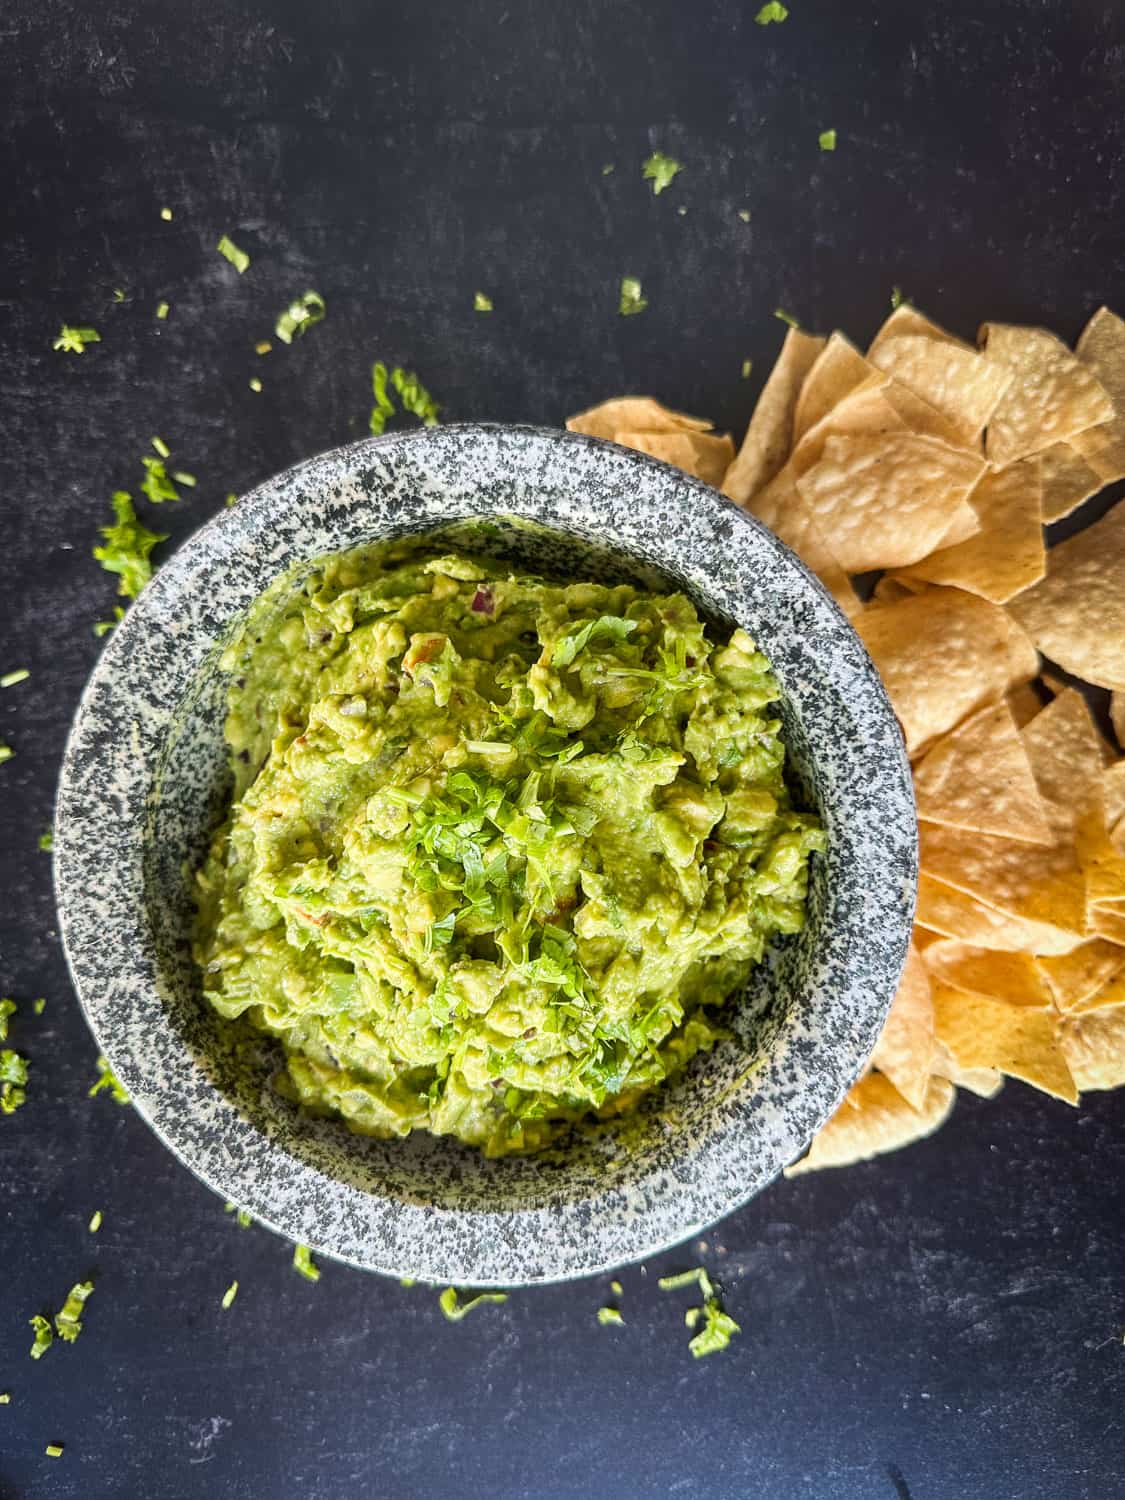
818,129,837,152
216,235,250,273
551,615,637,668
1,668,30,688
54,1280,94,1343
0,999,15,1041
755,1,788,22
658,1266,715,1297
391,366,441,425
891,286,905,310
619,276,648,317
1,1049,28,1113
438,1287,508,1322
155,301,170,320
38,828,53,851
93,493,166,600
29,1315,53,1359
275,291,326,344
688,1300,741,1358
642,151,682,195
89,1054,129,1104
292,1243,320,1282
45,1444,64,1458
0,741,13,765
93,606,126,638
473,291,493,312
225,1201,253,1228
774,307,799,328
52,326,100,354
88,1210,102,1233
33,998,46,1015
221,1280,239,1308
370,360,395,435
597,1306,625,1326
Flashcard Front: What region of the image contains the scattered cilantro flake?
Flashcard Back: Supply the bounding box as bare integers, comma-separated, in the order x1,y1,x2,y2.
392,366,441,425
156,301,170,321
818,129,837,152
275,290,326,344
741,358,753,379
438,1288,508,1322
172,471,196,488
292,1244,320,1282
88,1210,102,1233
224,1202,252,1228
89,1054,129,1103
93,607,126,638
249,377,262,393
891,286,905,309
216,235,250,273
225,492,238,507
221,1280,239,1309
46,1444,64,1458
618,276,648,317
1,1049,28,1113
0,999,15,1039
0,1392,9,1403
94,492,166,600
601,163,615,176
38,828,53,852
596,1306,624,1326
399,1277,416,1288
737,209,751,223
755,1,788,22
473,291,493,313
151,436,170,459
642,151,682,195
33,998,46,1015
29,1316,53,1359
113,289,126,303
677,205,688,217
55,1281,94,1343
52,326,100,354
0,742,14,766
160,207,173,221
774,307,799,328
688,1300,741,1358
1,668,29,688
255,340,272,355
658,1267,715,1297
610,1279,623,1296
370,361,395,434
140,454,188,504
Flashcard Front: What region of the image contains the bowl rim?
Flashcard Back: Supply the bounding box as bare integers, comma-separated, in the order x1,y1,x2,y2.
54,422,917,1284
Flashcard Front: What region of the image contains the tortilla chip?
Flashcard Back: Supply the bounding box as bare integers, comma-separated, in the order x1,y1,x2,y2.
1037,941,1125,1014
935,500,984,548
786,380,904,480
1021,687,1112,834
930,1037,1004,1098
615,429,735,489
893,457,1045,603
855,587,1036,757
919,820,1087,940
566,397,713,441
913,873,1083,955
795,431,985,572
1038,441,1103,523
979,322,1115,466
1055,1004,1125,1091
722,328,826,504
870,334,1012,447
868,303,969,356
879,378,975,449
792,332,878,445
1112,693,1125,750
1007,682,1046,730
869,943,935,1110
1008,501,1125,691
920,939,1053,1007
872,575,926,605
1091,906,1125,946
932,986,1078,1102
912,701,1052,845
784,1072,954,1176
1072,306,1125,483
746,470,862,619
1076,796,1125,912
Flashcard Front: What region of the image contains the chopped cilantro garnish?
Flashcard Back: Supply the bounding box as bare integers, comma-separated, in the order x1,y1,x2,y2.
151,435,170,459
89,1055,129,1104
552,614,637,668
45,1444,64,1458
140,453,189,504
741,358,753,379
225,492,239,507
1,1049,28,1113
94,492,166,599
156,301,170,321
221,1280,239,1309
658,1267,715,1297
224,1202,253,1228
216,235,250,273
1,668,30,688
38,828,53,852
160,207,173,221
658,1266,740,1358
369,362,441,433
818,129,837,152
0,1392,9,1403
602,163,615,176
642,151,682,195
370,361,395,434
596,1306,624,1326
172,470,196,488
438,1288,508,1322
399,1277,416,1288
29,1315,53,1359
610,1279,623,1296
891,286,905,309
52,326,100,354
292,1243,320,1282
755,1,788,22
737,209,751,222
0,999,15,1039
618,276,648,317
249,377,263,393
0,741,14,766
473,291,493,312
33,998,46,1015
274,290,326,344
113,289,126,303
88,1210,102,1232
93,607,126,638
255,340,271,355
774,307,799,328
55,1281,94,1343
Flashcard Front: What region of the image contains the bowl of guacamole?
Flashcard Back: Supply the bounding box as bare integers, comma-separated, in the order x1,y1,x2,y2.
56,424,916,1285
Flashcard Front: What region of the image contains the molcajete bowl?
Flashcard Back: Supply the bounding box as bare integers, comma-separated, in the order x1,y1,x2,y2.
54,424,916,1286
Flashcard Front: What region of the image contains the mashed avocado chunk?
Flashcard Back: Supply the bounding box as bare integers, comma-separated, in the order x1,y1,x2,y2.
194,544,824,1157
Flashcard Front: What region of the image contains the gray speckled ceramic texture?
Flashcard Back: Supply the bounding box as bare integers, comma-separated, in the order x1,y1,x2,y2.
54,424,916,1286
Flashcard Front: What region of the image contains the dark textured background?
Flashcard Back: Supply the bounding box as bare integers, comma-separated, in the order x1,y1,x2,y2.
2,1,1125,1496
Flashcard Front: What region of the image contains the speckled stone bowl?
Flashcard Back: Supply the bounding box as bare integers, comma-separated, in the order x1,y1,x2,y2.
55,424,915,1286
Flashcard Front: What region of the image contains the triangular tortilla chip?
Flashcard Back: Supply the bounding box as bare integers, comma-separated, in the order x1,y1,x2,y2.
786,380,904,479
920,818,1087,940
920,938,1053,1006
1072,306,1125,483
1091,906,1125,946
1055,1004,1125,1091
1021,687,1111,834
1037,941,1125,1014
870,334,1012,447
1076,796,1125,912
1007,682,1046,730
615,429,735,489
784,1072,954,1175
566,397,712,440
795,431,985,572
935,500,984,548
980,322,1115,465
932,986,1078,1102
722,328,826,504
912,701,1053,845
855,587,1037,757
1038,441,1103,523
869,943,935,1110
792,332,878,444
914,873,1083,955
868,304,969,356
892,457,1045,603
930,1038,1004,1098
746,470,862,618
1009,500,1125,691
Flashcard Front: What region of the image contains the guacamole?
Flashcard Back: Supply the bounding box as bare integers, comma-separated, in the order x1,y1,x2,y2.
193,544,824,1157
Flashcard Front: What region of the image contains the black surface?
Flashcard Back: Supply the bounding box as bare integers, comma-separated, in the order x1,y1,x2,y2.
2,2,1124,1496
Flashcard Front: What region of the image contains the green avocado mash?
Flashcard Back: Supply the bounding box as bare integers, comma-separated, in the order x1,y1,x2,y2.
193,543,824,1157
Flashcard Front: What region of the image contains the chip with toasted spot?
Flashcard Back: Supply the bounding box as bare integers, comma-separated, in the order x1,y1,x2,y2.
870,943,934,1111
921,938,1053,1007
870,334,1012,447
980,322,1115,465
785,1072,954,1175
1072,306,1125,482
930,1036,1004,1098
722,327,826,504
919,820,1087,940
1055,1004,1125,1091
615,429,735,488
566,397,713,440
912,701,1052,846
914,873,1084,955
932,986,1078,1102
785,380,903,480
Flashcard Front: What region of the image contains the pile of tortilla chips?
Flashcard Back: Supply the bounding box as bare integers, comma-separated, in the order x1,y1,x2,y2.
567,303,1125,1173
